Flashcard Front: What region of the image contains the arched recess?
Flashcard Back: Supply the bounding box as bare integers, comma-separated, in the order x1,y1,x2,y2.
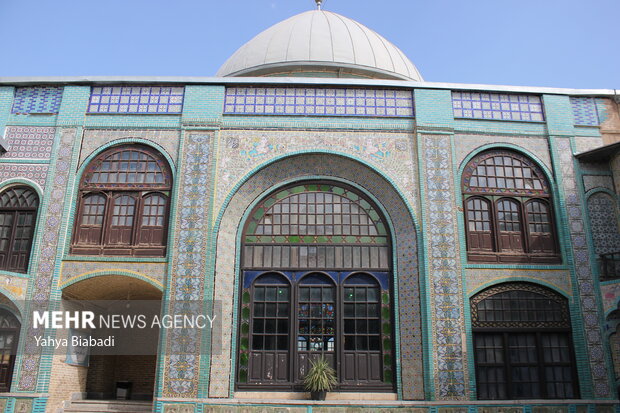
209,153,422,399
471,282,579,400
60,275,162,400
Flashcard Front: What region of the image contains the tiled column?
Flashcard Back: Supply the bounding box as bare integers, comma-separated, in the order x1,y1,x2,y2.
161,132,214,398
419,132,468,400
553,136,613,398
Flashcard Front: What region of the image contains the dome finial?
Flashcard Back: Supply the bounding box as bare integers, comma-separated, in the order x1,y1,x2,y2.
315,0,322,10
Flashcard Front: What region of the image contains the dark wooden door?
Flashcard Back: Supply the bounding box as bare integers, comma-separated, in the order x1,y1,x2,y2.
248,280,290,384
341,278,383,383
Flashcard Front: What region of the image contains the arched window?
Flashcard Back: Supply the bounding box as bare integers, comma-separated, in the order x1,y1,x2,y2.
471,283,578,400
462,150,559,263
0,186,39,273
71,145,172,257
238,183,393,391
0,308,20,392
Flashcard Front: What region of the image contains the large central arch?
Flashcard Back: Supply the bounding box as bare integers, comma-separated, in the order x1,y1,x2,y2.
238,181,393,390
209,153,424,399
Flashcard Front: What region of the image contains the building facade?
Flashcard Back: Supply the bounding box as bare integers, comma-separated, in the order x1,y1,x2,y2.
0,7,619,413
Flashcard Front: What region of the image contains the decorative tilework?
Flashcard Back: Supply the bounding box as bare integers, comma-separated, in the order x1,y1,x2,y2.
583,175,614,193
452,91,544,122
421,134,467,399
215,131,417,219
454,134,553,173
13,398,33,413
162,133,212,397
12,87,63,114
210,153,422,399
571,97,600,126
17,128,77,392
555,137,612,397
88,86,184,114
60,261,167,285
601,283,620,315
587,192,620,255
2,126,56,159
465,269,571,297
79,129,179,168
0,164,49,189
224,87,414,117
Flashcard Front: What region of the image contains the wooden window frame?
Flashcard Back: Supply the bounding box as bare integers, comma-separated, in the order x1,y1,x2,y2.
463,151,560,264
0,186,39,273
71,145,172,257
471,283,579,400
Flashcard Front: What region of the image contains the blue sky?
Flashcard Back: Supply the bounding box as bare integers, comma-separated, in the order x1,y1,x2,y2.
1,0,618,89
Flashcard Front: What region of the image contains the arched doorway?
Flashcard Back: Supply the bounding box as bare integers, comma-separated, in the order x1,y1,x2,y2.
62,275,162,400
0,307,20,392
236,182,394,391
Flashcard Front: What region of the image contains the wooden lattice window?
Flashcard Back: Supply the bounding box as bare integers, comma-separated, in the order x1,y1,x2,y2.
0,186,39,273
462,150,559,263
71,145,172,257
472,283,578,400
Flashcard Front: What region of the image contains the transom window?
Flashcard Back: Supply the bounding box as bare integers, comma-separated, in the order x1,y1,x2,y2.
462,150,559,263
0,308,20,392
238,183,393,391
0,186,39,273
71,145,172,257
472,283,578,400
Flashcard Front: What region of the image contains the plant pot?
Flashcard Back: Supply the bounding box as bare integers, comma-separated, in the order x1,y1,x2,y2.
310,390,326,401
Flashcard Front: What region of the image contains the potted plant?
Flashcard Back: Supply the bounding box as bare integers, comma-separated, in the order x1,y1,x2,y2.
303,356,337,401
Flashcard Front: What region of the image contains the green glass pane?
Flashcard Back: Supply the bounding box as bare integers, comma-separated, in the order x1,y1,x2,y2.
240,352,249,365
382,292,390,305
368,210,380,221
384,369,393,383
291,186,305,194
347,192,359,201
239,369,248,383
359,236,371,243
253,208,265,220
316,236,329,243
263,198,276,208
245,235,257,243
383,338,391,349
246,221,258,234
381,307,390,319
242,307,250,319
307,184,318,191
382,322,391,335
359,199,370,210
332,186,345,195
274,236,286,243
376,223,387,235
345,236,357,243
242,291,251,304
376,236,388,244
241,323,249,334
240,338,249,351
303,236,314,243
289,236,300,243
319,185,330,192
383,354,392,365
275,190,289,199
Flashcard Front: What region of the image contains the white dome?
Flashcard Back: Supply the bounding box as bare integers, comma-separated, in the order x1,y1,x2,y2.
216,10,423,81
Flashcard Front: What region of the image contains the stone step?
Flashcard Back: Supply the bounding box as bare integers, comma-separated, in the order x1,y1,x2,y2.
63,400,152,413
